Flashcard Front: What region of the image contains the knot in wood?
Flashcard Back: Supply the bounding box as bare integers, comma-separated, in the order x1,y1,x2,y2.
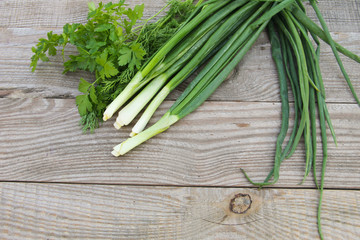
230,193,252,214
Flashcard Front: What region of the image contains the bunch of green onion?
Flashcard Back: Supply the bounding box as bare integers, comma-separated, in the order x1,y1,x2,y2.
104,0,296,154
103,1,360,239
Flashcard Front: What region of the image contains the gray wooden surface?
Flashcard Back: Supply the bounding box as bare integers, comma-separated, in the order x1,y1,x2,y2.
0,0,359,239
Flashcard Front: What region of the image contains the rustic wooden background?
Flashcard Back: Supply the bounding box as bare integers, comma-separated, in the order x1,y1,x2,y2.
0,0,359,239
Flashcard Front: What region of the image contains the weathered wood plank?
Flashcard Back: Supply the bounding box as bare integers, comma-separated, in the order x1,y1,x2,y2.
0,0,166,29
0,182,359,239
1,0,359,32
1,28,359,102
1,98,359,188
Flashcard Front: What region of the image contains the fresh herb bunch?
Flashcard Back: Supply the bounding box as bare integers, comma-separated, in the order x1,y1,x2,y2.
30,0,196,132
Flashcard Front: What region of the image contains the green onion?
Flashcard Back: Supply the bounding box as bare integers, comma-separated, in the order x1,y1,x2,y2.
102,0,244,121
113,22,221,129
131,0,262,135
112,0,296,156
243,20,290,186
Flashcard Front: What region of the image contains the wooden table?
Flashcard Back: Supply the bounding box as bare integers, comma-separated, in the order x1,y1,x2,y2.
1,0,359,239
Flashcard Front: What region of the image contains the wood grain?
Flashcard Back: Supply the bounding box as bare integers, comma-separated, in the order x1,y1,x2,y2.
0,0,166,29
0,182,359,240
1,98,359,188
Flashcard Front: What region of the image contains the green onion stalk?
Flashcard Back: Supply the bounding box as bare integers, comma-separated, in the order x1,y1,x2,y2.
242,10,314,186
110,0,258,129
115,0,261,131
112,0,296,156
113,21,221,129
130,0,262,135
103,0,241,121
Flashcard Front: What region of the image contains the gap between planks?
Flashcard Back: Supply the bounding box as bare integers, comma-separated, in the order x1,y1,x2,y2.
0,180,359,192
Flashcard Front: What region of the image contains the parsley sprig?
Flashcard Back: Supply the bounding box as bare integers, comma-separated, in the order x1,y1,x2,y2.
30,0,196,132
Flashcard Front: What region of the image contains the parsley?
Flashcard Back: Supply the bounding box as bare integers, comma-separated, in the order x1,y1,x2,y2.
30,0,196,132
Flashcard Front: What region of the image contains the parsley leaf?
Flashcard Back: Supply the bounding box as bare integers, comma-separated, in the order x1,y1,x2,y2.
76,94,92,116
118,46,132,66
89,86,98,104
30,0,197,132
78,78,92,93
